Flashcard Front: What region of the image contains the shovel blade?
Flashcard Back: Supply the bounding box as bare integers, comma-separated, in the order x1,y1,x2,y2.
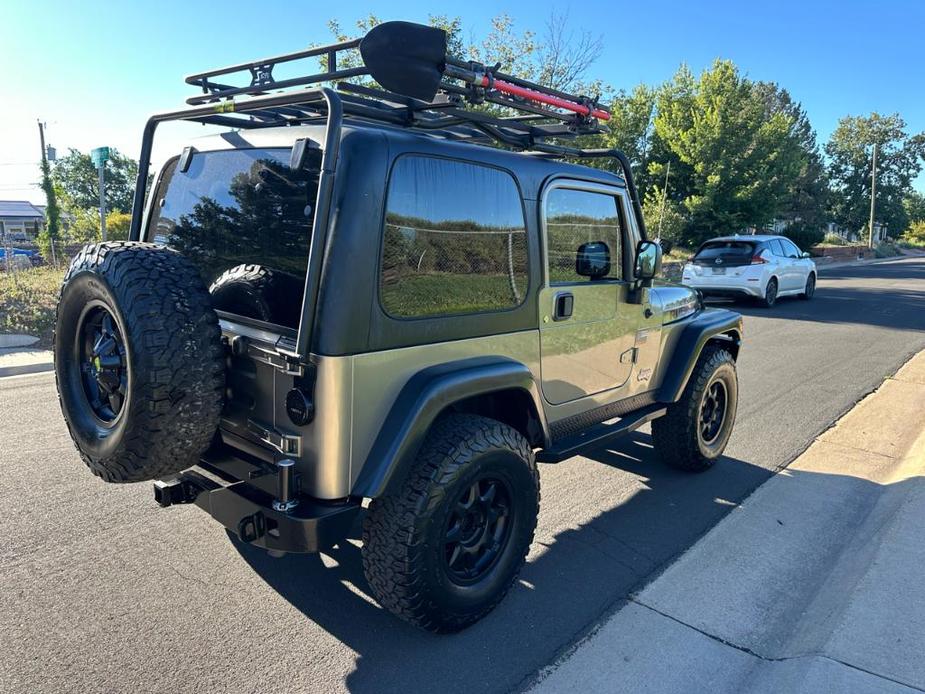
359,21,447,101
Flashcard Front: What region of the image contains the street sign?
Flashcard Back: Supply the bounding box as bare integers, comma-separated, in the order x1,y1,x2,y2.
91,146,110,168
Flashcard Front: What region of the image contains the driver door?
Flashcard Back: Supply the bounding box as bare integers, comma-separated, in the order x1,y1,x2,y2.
538,182,635,405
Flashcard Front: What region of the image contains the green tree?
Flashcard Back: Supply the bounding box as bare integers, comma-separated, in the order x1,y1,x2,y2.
825,113,925,238
36,156,62,262
52,148,140,213
903,190,925,225
654,61,805,244
754,82,829,235
601,85,657,191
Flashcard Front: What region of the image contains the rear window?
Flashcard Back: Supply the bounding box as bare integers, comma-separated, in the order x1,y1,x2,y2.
147,147,320,328
693,241,755,264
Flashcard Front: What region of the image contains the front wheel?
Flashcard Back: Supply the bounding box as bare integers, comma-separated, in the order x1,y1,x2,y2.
652,347,738,472
362,414,539,633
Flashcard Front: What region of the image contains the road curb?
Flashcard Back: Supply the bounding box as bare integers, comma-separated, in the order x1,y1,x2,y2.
0,349,54,379
0,360,54,378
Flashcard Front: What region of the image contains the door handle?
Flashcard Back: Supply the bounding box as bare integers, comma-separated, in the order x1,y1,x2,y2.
553,292,574,321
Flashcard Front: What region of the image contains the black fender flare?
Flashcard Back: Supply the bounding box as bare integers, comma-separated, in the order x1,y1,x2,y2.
657,309,743,404
350,356,549,499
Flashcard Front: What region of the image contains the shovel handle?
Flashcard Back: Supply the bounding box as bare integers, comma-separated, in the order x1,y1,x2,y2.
476,75,610,121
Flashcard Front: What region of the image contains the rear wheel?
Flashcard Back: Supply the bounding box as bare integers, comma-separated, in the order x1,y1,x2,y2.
652,346,738,472
800,273,816,300
55,242,225,483
759,277,778,308
362,414,539,632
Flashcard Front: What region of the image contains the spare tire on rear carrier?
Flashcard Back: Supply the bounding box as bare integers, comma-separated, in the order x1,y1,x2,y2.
54,242,225,483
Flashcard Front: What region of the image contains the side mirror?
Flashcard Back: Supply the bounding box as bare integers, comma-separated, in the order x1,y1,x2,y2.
634,239,662,285
576,241,610,280
801,251,811,259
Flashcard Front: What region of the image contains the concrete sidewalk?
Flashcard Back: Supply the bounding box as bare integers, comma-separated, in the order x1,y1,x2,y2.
531,351,925,694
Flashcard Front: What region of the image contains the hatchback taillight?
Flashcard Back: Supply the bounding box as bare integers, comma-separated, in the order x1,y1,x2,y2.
751,254,767,264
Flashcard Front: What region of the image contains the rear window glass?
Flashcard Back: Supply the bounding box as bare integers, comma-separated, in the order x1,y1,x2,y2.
380,155,528,318
694,241,755,261
147,147,320,329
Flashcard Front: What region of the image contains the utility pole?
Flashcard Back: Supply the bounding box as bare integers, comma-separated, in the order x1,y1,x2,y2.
868,142,878,249
98,163,107,241
657,161,671,242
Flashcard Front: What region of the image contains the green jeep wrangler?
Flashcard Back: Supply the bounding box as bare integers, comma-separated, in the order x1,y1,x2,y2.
53,22,742,632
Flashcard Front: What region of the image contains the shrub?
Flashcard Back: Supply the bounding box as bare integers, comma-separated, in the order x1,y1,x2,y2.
822,232,848,246
874,241,900,258
901,220,925,246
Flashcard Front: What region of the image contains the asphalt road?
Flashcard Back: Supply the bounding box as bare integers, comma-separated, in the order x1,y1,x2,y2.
2,257,924,694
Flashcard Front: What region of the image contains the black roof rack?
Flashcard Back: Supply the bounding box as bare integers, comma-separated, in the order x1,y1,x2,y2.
129,22,648,245
181,21,612,150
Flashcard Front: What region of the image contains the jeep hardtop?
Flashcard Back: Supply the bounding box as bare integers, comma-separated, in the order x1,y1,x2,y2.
54,21,742,632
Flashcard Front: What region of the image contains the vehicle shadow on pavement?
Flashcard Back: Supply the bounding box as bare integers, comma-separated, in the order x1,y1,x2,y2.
711,285,925,332
229,432,772,694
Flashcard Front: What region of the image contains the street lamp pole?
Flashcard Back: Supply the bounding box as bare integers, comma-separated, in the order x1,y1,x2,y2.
868,142,878,250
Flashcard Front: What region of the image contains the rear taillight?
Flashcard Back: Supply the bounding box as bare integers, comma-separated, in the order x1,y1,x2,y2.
751,254,767,264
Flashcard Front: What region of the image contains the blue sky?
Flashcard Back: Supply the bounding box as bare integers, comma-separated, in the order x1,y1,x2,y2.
2,0,923,203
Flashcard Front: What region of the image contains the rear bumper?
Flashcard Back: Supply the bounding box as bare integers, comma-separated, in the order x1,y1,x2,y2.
683,279,762,298
698,286,762,299
154,459,360,554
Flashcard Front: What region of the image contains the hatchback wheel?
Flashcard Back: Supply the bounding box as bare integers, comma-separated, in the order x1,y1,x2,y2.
760,277,778,308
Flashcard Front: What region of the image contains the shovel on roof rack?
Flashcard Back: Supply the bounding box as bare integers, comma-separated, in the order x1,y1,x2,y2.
360,21,610,121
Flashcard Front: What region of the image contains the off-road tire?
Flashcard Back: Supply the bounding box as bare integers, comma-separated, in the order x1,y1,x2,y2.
362,414,540,633
800,273,816,300
55,242,225,483
759,277,778,308
652,346,738,472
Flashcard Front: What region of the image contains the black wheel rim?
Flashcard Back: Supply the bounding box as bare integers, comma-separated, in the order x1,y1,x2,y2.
77,304,127,423
699,380,728,445
443,476,513,585
766,280,777,305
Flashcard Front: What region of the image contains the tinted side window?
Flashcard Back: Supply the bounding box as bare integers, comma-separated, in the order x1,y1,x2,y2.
380,156,528,318
545,188,623,284
148,148,320,329
782,239,801,257
769,239,786,257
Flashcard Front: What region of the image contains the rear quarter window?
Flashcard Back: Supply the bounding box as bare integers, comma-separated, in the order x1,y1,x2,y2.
380,155,528,318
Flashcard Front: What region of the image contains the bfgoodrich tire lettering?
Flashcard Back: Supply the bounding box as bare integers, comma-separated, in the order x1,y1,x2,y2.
652,346,738,472
362,414,540,632
54,242,225,483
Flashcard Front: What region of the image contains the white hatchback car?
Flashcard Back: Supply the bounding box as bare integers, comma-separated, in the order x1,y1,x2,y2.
681,235,816,308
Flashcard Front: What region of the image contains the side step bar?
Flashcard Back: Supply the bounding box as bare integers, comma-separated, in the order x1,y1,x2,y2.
536,404,668,463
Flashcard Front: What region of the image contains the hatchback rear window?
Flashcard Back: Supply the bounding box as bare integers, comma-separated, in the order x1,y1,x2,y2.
693,241,755,265
147,147,320,329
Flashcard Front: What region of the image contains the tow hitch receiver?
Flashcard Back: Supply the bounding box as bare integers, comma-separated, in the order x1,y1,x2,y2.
152,458,361,553
154,472,217,507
